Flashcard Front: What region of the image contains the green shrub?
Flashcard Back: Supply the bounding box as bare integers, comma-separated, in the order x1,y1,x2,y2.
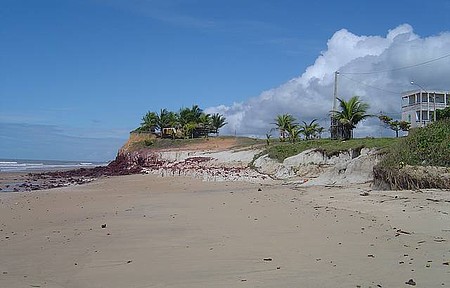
374,119,450,189
380,119,450,168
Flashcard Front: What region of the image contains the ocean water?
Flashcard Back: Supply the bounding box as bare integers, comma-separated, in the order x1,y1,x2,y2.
0,158,109,173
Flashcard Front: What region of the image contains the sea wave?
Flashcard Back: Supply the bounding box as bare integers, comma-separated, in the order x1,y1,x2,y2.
0,159,107,173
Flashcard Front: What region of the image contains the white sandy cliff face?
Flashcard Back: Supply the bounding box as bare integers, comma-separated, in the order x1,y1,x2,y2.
121,148,270,183
253,148,382,186
124,147,382,186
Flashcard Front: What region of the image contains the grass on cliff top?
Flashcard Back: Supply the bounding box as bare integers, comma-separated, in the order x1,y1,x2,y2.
377,118,450,168
265,137,399,162
129,135,266,151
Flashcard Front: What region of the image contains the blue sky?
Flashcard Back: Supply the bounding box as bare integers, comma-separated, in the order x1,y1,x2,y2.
1,0,450,161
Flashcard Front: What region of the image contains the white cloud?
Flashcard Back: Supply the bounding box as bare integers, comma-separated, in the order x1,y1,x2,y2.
206,24,450,138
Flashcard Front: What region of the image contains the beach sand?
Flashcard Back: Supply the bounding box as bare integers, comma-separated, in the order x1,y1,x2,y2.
0,174,449,287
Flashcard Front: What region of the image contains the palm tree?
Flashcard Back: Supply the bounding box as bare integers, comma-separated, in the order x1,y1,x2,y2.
141,111,158,132
187,105,203,125
183,122,197,139
178,105,203,126
178,107,192,127
138,105,227,139
274,114,297,142
210,113,227,136
139,109,177,137
197,113,212,138
178,106,204,138
198,113,211,127
316,126,325,139
331,96,371,140
158,109,177,130
299,119,320,140
286,123,301,143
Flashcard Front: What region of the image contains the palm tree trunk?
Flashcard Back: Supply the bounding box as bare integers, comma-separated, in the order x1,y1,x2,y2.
343,128,352,140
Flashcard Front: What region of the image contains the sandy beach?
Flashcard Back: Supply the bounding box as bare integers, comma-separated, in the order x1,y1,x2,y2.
0,174,449,287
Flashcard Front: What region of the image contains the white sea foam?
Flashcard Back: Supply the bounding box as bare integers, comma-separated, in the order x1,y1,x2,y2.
0,159,107,172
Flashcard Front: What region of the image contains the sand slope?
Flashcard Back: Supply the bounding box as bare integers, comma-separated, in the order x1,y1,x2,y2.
0,174,449,287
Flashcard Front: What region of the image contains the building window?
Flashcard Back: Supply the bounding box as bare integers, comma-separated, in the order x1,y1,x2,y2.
409,95,415,105
422,93,428,102
422,110,429,121
402,97,409,107
435,94,445,103
416,111,421,121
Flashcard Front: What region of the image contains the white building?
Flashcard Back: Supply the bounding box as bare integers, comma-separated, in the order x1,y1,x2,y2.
401,89,450,128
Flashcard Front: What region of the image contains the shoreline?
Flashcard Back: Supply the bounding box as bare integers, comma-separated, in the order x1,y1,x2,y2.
0,169,103,193
0,174,448,287
0,150,272,193
0,156,135,193
0,172,34,193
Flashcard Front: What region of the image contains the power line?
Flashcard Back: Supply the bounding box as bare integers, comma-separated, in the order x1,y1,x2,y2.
340,52,450,75
340,74,401,94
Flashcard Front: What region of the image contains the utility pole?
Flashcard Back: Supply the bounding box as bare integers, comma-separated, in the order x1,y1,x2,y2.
433,91,436,122
330,71,339,139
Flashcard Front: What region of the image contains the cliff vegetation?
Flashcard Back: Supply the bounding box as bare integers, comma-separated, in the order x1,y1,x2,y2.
374,119,450,190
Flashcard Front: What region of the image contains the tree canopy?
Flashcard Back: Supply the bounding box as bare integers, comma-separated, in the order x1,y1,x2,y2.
272,114,324,143
331,96,371,140
436,107,450,120
378,115,410,137
273,114,297,142
136,105,227,139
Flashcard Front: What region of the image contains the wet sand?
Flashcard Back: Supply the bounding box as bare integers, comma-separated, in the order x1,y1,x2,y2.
0,174,449,287
0,172,30,192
